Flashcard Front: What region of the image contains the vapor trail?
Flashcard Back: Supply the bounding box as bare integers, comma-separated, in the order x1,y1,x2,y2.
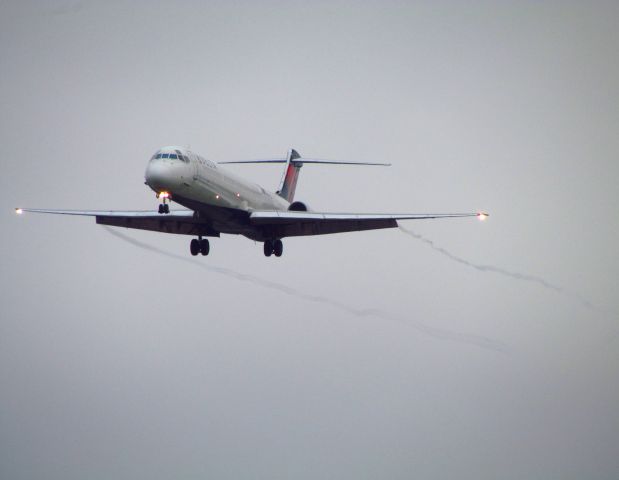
398,225,602,312
104,227,508,353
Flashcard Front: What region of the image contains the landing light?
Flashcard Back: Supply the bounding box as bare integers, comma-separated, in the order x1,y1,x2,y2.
477,212,489,221
158,191,170,199
15,208,23,215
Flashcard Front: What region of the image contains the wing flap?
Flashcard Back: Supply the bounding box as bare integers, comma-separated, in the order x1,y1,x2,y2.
95,215,219,236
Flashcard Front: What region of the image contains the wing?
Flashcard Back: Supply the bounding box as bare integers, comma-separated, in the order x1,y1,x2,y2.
249,210,487,237
15,208,219,236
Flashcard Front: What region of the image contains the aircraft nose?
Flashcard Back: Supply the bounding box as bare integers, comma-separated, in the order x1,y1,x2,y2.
145,160,174,190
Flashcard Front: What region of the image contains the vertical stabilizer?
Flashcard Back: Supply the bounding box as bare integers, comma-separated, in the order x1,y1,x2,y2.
276,149,302,202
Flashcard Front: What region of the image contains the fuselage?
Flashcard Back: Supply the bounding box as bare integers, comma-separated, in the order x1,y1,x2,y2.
144,146,289,214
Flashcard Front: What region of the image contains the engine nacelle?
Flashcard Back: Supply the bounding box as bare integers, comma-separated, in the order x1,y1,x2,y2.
288,201,310,212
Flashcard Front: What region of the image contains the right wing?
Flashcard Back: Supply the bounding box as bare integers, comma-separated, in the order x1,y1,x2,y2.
15,208,220,236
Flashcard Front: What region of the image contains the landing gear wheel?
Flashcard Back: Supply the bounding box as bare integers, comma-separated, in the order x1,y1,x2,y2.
263,240,273,257
163,204,170,214
200,239,210,256
273,239,283,257
190,239,200,256
158,204,164,214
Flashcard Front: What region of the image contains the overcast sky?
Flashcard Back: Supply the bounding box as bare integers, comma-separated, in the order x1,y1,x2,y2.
1,1,618,479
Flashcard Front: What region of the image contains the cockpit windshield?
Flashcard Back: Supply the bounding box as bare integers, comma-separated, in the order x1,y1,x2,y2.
151,150,189,162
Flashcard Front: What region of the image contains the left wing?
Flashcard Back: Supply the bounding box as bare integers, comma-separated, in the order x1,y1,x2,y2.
249,210,487,237
15,208,220,236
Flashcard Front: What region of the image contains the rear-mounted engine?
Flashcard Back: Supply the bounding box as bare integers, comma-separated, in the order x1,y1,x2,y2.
288,201,309,212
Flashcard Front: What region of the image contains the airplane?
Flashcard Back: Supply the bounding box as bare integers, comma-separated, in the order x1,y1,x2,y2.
15,146,488,257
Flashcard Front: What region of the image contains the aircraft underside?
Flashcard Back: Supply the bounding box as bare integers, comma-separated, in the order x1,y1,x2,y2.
16,145,487,259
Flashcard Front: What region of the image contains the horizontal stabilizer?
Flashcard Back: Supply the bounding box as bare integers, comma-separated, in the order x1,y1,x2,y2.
218,159,391,166
218,159,288,164
220,149,391,202
296,159,391,166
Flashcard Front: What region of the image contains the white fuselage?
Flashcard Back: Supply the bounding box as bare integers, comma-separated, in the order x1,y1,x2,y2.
144,146,289,213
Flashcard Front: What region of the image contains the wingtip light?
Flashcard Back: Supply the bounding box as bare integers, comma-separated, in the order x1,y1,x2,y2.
15,208,23,215
477,212,489,221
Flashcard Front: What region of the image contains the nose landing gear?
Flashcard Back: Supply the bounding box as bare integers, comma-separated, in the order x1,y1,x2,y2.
157,192,171,214
158,203,169,214
263,239,283,257
190,237,210,256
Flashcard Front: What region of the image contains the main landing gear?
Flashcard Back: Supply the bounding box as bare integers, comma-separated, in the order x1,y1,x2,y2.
263,239,283,257
190,237,210,256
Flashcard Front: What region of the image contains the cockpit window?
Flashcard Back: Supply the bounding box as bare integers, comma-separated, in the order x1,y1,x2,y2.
174,149,189,162
152,151,188,161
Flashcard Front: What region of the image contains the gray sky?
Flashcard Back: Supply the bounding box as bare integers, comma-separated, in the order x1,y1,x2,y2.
1,1,618,479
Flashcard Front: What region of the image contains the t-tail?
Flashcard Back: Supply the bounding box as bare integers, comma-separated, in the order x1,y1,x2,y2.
219,149,391,203
276,149,302,202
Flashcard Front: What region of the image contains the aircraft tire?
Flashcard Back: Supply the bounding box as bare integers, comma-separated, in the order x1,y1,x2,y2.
273,239,283,257
263,240,273,257
200,239,210,256
158,204,164,214
190,239,200,256
164,204,170,214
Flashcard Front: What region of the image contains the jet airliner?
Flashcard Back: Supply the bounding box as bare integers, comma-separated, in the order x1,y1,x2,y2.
16,146,488,257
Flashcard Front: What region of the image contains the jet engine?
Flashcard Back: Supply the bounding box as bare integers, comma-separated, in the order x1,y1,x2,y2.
288,201,309,212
